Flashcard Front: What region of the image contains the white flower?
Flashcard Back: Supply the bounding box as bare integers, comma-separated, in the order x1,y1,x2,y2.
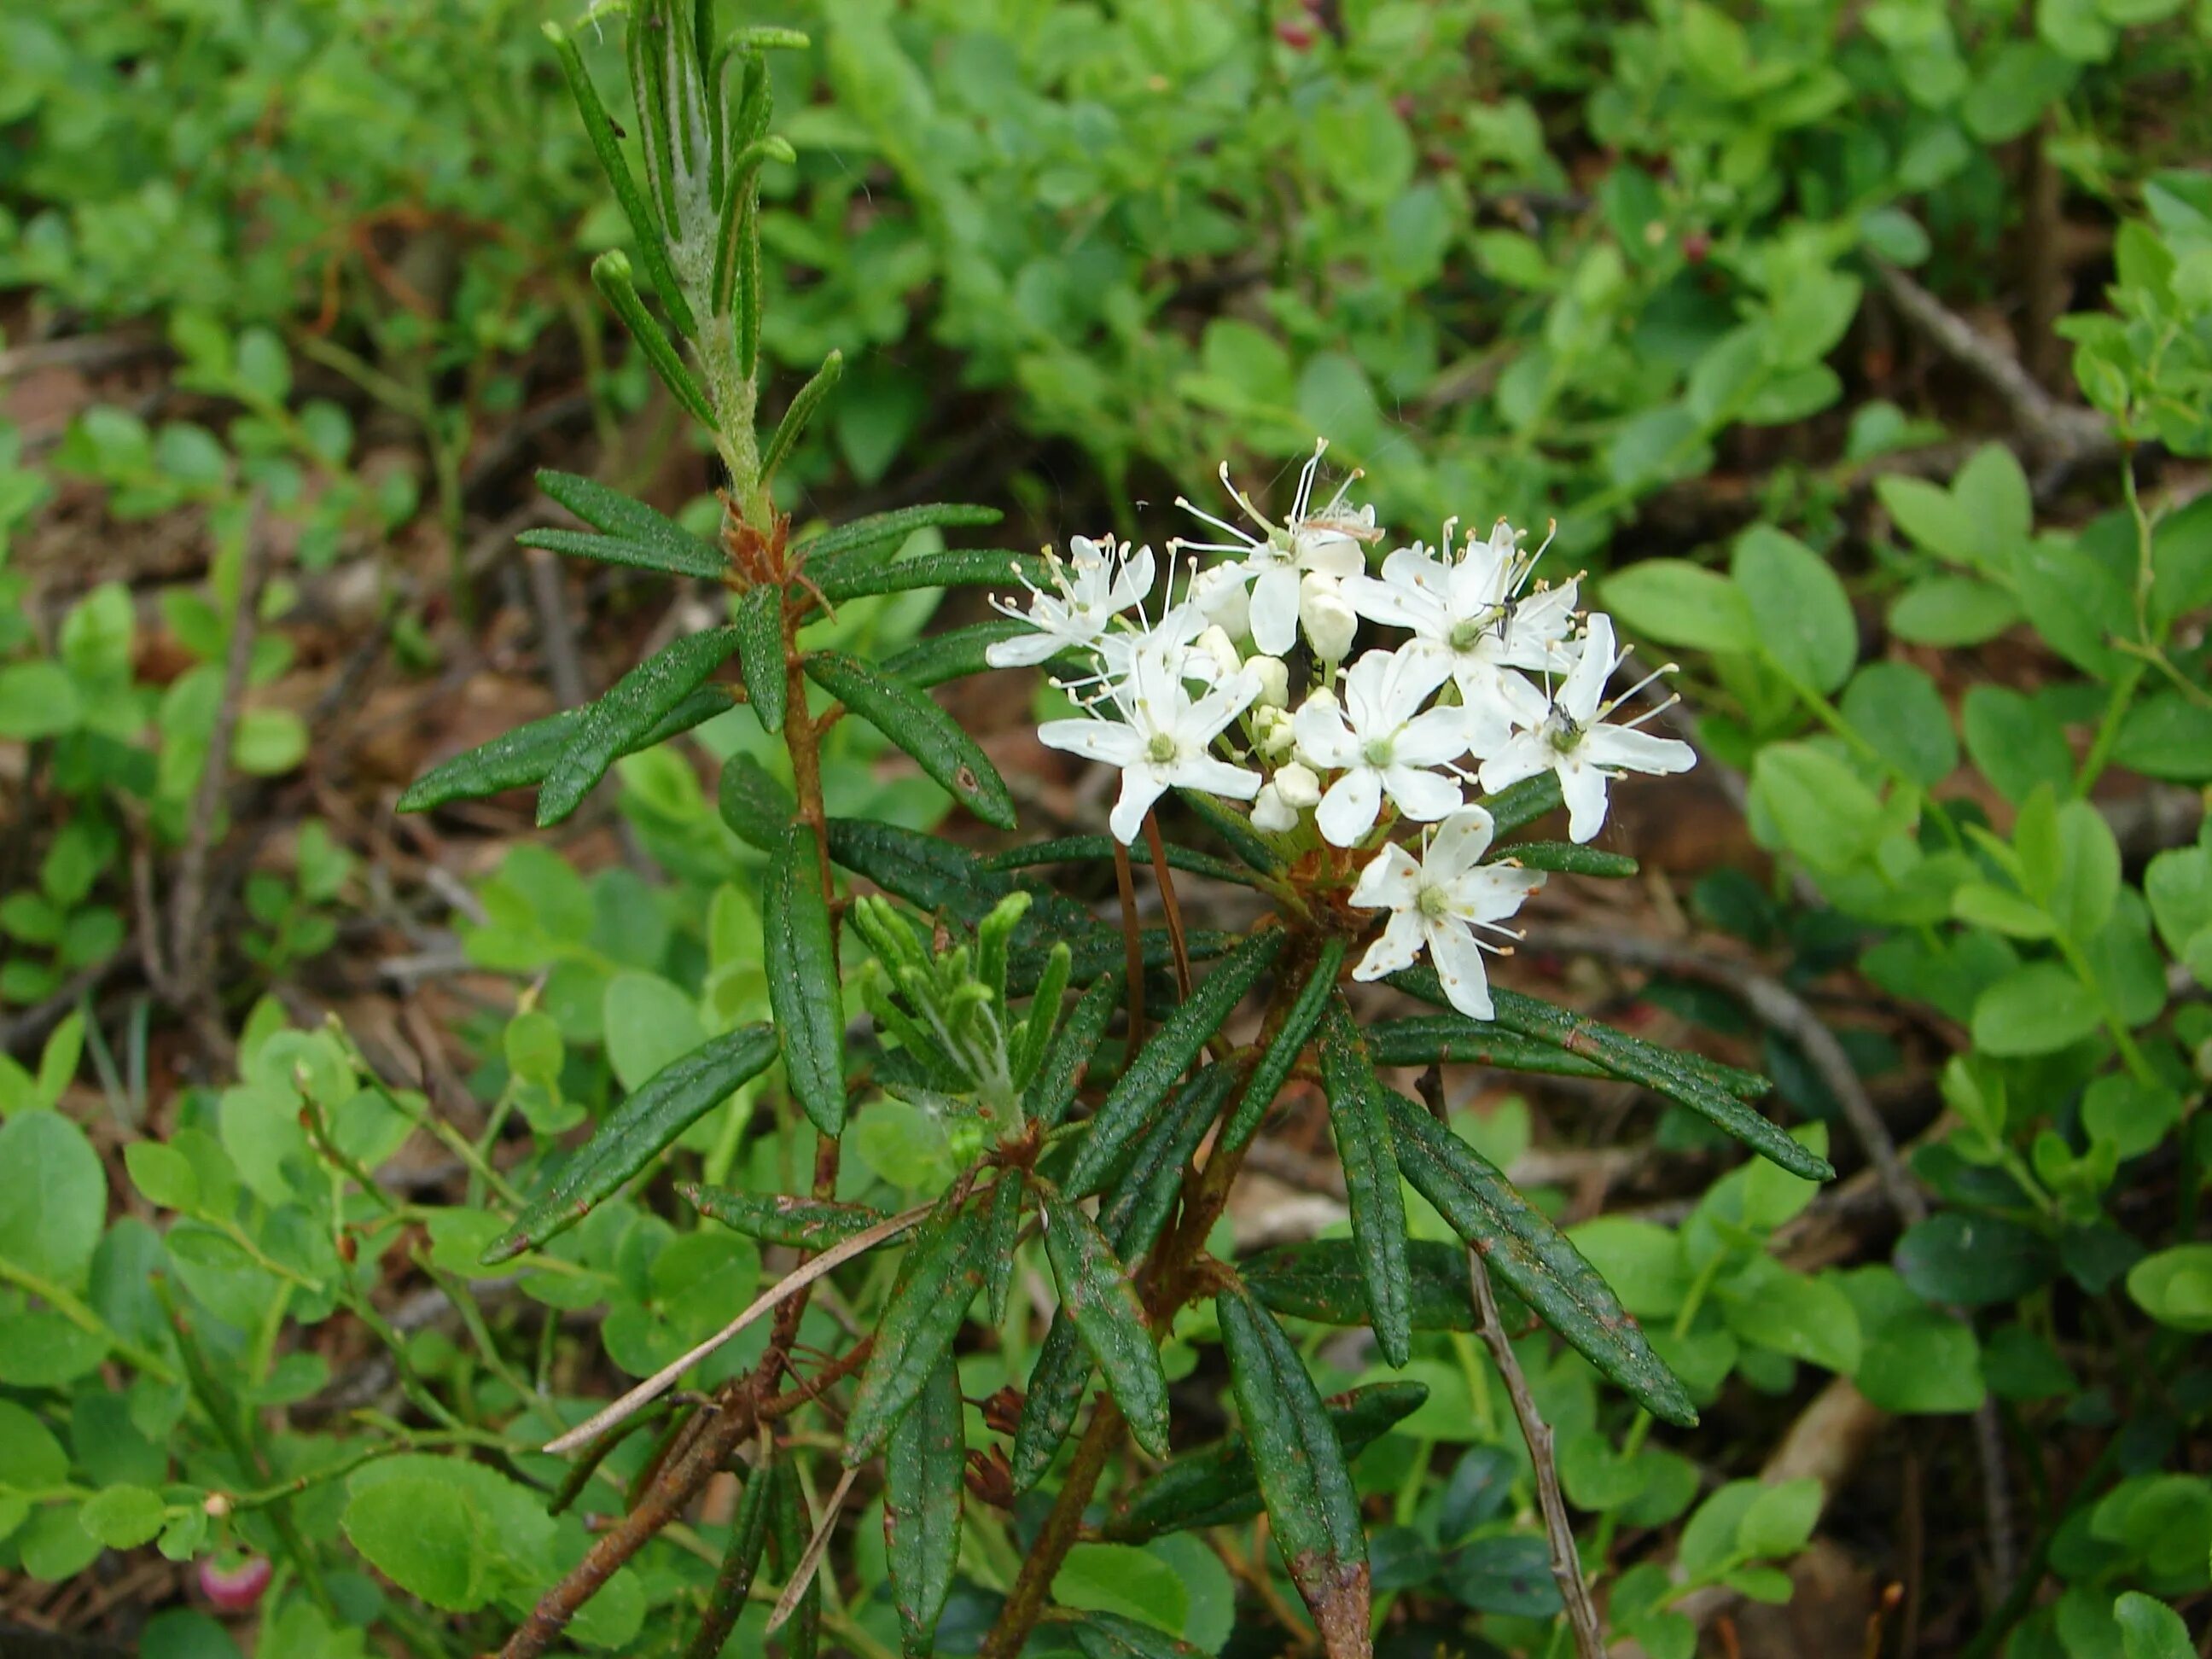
1039,637,1262,844
987,534,1155,667
1293,645,1469,846
1343,519,1580,751
1172,439,1377,655
1300,573,1359,662
1348,807,1545,1020
1250,782,1296,833
1478,613,1696,843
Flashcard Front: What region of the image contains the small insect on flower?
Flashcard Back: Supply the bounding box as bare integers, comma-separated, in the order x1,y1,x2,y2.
1479,613,1697,843
1038,633,1264,843
1171,438,1380,656
986,534,1156,667
1348,806,1545,1020
1292,644,1470,846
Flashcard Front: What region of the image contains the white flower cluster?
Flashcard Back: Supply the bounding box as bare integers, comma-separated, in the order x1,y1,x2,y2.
986,441,1695,1019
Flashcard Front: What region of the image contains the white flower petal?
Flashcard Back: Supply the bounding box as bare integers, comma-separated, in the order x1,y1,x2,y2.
1249,565,1301,655
1393,705,1473,769
1383,764,1462,824
1038,719,1145,765
1108,771,1172,845
1425,917,1496,1020
1477,737,1552,795
1559,757,1612,843
1558,613,1615,723
1316,767,1382,847
1353,908,1428,981
1350,841,1421,908
1584,726,1697,777
1293,699,1359,770
1423,807,1497,881
1173,754,1263,801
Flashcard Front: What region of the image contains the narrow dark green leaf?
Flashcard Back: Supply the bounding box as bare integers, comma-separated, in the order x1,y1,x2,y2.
882,620,1033,689
803,651,1016,830
883,1351,963,1658
715,751,795,849
543,22,696,339
1103,1382,1429,1543
519,526,730,581
845,1199,984,1463
1316,999,1412,1368
731,583,786,732
537,470,724,564
398,686,732,812
684,1458,775,1659
795,503,1004,565
765,824,844,1135
1038,1178,1172,1457
1067,1612,1209,1659
762,349,841,484
1364,1016,1611,1079
766,1460,820,1659
537,626,742,826
1063,928,1285,1197
1174,786,1281,873
1010,1068,1231,1491
591,250,718,428
1480,771,1566,839
1382,1089,1698,1427
1220,939,1343,1156
825,817,1016,924
986,835,1257,888
1216,1287,1371,1656
711,135,792,320
815,549,1047,606
1244,1238,1507,1333
486,1023,777,1263
981,1171,1024,1326
1025,971,1121,1129
1010,944,1073,1091
1016,927,1235,998
1503,841,1639,878
678,1184,884,1250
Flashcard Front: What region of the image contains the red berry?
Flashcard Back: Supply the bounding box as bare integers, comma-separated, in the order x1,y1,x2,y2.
1276,20,1315,49
1682,230,1711,264
201,1555,272,1613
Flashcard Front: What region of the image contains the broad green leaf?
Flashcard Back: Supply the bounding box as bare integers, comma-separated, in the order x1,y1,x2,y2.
397,686,733,812
2124,1244,2212,1331
765,824,845,1134
1840,662,1957,787
1749,742,1892,875
1220,938,1344,1155
78,1484,166,1549
1039,1179,1171,1457
1382,1090,1697,1425
1215,1288,1371,1656
485,1023,778,1262
1317,1001,1412,1367
1102,1381,1427,1544
1715,1257,1862,1373
1961,686,2075,805
1888,574,2021,645
731,584,787,732
1895,1212,2057,1306
341,1475,489,1612
884,1352,963,1657
1731,526,1856,694
1244,1238,1484,1332
1970,962,2102,1056
1601,560,1756,654
1066,1610,1208,1659
679,1183,885,1249
1877,474,1982,568
1063,928,1285,1196
2115,1592,2192,1659
803,650,1016,829
845,1198,984,1463
538,627,743,826
0,1111,106,1288
2112,691,2212,783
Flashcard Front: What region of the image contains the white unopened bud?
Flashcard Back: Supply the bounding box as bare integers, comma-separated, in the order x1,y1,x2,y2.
1300,684,1339,716
1300,573,1358,662
1249,655,1289,708
1196,625,1242,679
1274,761,1321,809
1254,705,1296,760
1250,782,1296,834
1190,564,1251,637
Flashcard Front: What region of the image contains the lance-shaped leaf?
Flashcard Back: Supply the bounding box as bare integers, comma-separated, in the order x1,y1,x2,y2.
766,1461,820,1659
1316,1000,1412,1366
765,823,844,1135
980,1171,1024,1326
1381,1089,1698,1427
1480,770,1566,839
883,1352,963,1658
1063,928,1286,1197
1365,1016,1611,1079
716,751,795,850
795,503,1003,569
882,620,1033,690
1067,1612,1209,1659
486,1023,777,1263
1102,1381,1429,1543
826,817,1017,923
684,1458,776,1659
527,468,728,579
591,250,718,428
987,835,1256,888
1376,990,1768,1101
731,583,786,732
1243,1238,1518,1334
815,548,1048,605
399,686,733,812
678,1184,884,1250
1220,938,1343,1156
1010,943,1073,1091
1037,1179,1172,1458
1025,970,1121,1129
1174,786,1281,874
538,626,743,826
1503,841,1639,878
803,652,1016,830
711,135,793,323
1010,1067,1231,1490
1216,1287,1372,1658
762,349,841,485
845,1198,985,1463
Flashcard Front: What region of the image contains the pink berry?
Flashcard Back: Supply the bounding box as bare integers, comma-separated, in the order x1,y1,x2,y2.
200,1555,272,1613
1276,20,1315,48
